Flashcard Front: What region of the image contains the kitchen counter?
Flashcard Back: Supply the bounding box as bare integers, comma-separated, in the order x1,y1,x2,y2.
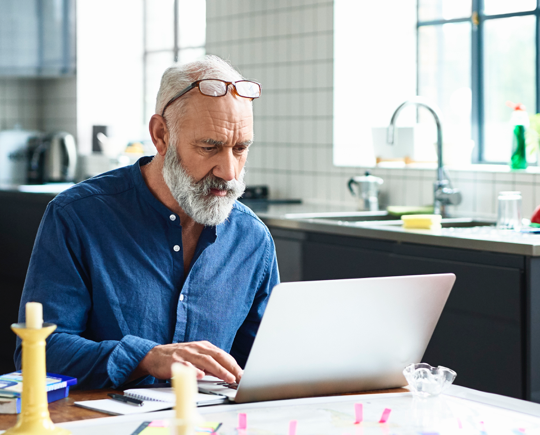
256,203,540,257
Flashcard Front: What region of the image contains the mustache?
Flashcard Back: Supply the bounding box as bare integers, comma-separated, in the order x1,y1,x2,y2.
196,172,245,197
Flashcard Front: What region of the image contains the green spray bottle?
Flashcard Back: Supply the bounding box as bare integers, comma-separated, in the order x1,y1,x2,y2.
507,101,529,170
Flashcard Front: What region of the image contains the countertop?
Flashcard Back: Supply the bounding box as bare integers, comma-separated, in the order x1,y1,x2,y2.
4,184,540,257
256,203,540,257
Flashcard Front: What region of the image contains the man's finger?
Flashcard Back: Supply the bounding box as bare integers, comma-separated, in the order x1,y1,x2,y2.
205,347,243,381
188,341,242,381
191,353,236,383
181,361,205,380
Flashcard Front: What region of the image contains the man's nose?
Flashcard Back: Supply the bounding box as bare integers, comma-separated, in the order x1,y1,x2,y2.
213,149,236,182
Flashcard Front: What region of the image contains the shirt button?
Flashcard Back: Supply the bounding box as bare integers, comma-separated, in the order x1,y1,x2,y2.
179,294,185,302
173,245,181,252
169,214,176,221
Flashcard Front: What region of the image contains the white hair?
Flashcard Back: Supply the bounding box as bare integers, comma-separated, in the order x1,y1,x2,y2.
155,55,245,132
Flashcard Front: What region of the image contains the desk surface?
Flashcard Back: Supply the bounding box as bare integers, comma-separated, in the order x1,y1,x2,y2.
0,387,408,430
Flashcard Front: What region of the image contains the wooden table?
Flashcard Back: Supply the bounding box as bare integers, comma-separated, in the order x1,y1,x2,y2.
0,389,117,430
0,387,408,430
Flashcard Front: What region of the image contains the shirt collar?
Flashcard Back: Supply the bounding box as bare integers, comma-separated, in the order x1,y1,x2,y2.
131,156,219,239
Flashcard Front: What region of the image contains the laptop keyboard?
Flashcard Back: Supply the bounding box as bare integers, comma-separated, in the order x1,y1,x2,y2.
217,382,238,390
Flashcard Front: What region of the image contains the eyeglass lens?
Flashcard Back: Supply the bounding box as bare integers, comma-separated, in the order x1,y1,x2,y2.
199,80,227,97
198,80,260,98
235,81,261,98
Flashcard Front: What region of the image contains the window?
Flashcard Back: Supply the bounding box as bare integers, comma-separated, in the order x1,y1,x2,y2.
143,0,206,122
417,0,538,163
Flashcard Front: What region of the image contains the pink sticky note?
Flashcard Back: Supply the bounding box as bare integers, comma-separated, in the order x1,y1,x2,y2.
354,403,363,424
238,413,247,430
379,408,391,424
148,420,167,427
289,420,297,435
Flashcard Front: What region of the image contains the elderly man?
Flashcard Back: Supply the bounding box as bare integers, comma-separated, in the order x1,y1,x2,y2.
15,55,279,389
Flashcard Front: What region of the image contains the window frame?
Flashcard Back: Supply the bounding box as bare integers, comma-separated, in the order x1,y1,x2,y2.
417,0,540,164
142,0,206,124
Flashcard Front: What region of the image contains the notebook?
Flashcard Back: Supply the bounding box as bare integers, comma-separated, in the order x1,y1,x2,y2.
74,388,226,416
124,387,227,406
74,398,172,416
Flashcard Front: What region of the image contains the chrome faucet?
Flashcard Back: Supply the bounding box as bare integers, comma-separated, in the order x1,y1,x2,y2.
387,97,461,217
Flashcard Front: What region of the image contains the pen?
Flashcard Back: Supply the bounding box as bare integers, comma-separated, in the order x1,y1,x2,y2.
107,393,143,406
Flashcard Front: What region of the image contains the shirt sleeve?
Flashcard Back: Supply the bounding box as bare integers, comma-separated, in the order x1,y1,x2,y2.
14,201,158,389
229,235,280,368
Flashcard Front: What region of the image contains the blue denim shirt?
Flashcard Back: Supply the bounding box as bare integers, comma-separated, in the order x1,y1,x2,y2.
15,157,279,389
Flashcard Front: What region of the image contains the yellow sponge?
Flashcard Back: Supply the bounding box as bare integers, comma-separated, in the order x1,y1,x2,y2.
401,214,442,230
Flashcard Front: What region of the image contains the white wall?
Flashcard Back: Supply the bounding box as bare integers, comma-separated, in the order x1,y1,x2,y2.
76,0,145,155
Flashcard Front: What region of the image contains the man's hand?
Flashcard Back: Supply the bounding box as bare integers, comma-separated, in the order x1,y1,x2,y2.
133,341,243,383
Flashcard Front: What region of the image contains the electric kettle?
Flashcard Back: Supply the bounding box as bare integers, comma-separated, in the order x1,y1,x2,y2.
348,171,384,211
27,132,77,184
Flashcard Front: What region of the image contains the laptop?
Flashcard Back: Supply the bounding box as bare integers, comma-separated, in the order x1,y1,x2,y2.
198,273,455,403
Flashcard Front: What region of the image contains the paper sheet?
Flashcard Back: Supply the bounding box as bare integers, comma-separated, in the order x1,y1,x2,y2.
74,399,172,416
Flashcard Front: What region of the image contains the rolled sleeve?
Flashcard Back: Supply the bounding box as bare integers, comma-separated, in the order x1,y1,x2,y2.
107,335,159,388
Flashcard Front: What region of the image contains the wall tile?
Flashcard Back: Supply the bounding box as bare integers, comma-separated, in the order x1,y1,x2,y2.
518,183,535,218
403,177,422,206
317,3,333,33
475,181,496,216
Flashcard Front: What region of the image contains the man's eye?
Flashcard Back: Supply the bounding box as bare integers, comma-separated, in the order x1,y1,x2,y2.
202,147,215,152
235,146,248,153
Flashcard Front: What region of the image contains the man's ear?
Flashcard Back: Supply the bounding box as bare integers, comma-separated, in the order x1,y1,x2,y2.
149,115,170,156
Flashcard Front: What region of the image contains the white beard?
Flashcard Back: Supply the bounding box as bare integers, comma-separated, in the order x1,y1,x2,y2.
162,143,246,226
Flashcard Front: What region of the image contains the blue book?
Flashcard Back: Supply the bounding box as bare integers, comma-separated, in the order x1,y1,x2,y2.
0,371,77,414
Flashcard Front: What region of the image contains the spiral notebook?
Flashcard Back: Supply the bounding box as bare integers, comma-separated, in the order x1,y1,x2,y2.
74,388,226,416
124,387,227,406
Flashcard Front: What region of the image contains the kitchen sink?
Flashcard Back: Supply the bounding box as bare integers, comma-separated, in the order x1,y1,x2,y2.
284,212,495,229
283,211,397,221
374,218,495,228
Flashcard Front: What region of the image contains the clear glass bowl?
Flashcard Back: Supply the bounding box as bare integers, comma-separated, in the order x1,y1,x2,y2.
403,363,457,397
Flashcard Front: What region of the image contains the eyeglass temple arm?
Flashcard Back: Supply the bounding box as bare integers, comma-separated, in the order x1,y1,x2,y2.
161,83,198,117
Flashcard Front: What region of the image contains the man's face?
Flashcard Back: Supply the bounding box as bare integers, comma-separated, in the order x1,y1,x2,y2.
162,91,253,225
171,91,253,185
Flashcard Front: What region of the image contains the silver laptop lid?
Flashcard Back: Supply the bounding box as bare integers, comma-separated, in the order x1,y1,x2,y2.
235,273,455,403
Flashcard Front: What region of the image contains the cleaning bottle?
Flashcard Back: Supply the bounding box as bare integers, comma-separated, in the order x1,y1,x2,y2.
507,101,529,170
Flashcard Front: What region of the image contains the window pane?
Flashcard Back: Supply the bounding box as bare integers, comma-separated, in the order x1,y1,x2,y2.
145,52,174,120
145,0,175,51
177,0,206,49
418,0,471,21
484,0,537,16
483,16,535,162
418,23,471,148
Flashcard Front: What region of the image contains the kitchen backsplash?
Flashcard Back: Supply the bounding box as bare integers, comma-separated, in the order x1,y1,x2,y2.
207,0,540,220
0,77,77,138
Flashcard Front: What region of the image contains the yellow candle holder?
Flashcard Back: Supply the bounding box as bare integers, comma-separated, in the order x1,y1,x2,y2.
4,323,70,435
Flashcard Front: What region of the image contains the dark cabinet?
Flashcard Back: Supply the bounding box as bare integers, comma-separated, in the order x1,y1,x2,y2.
0,191,53,374
268,226,531,400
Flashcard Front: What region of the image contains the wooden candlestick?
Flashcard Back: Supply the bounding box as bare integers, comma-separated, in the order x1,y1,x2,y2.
4,303,70,435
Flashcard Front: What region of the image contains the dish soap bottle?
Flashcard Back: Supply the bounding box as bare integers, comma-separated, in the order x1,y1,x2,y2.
507,101,529,170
